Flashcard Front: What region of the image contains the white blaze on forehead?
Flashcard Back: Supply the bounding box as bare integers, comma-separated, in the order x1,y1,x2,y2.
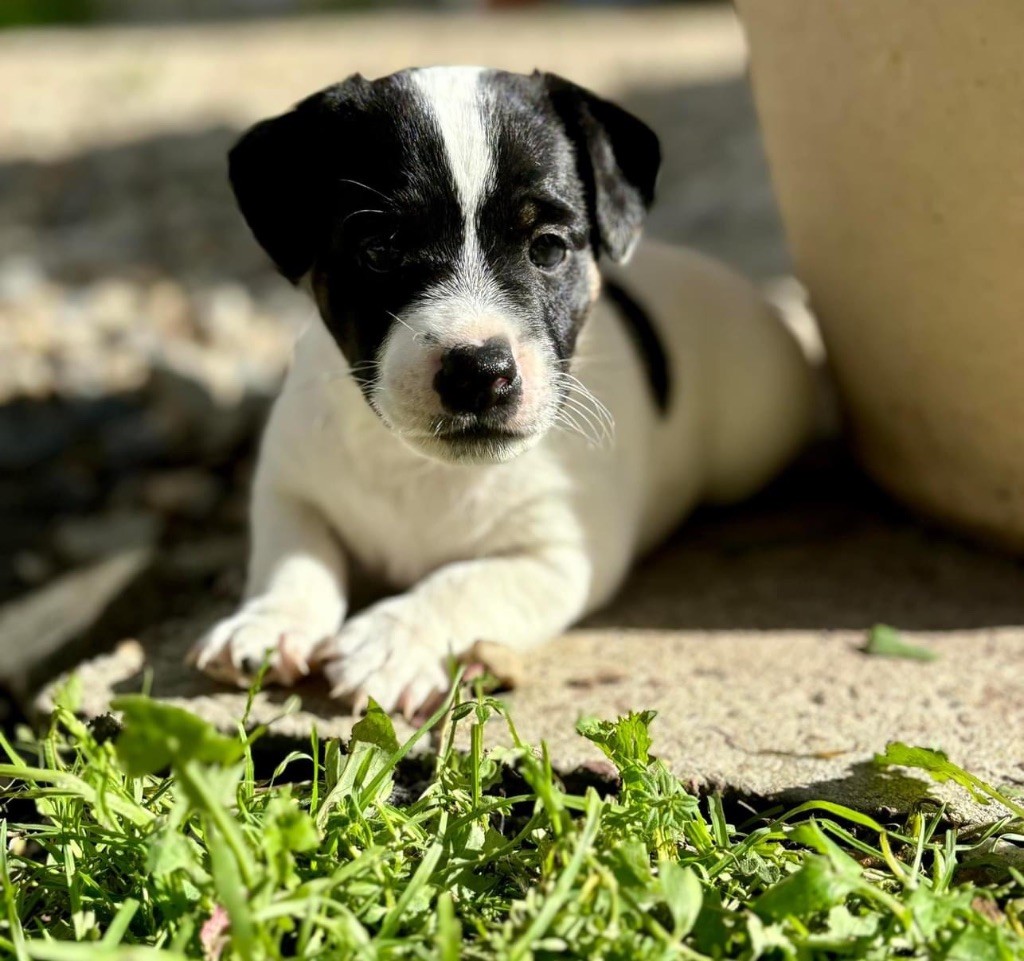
411,66,492,225
409,66,505,324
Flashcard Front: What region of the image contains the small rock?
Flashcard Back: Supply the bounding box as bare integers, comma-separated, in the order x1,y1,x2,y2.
84,278,139,334
141,469,221,518
461,641,525,691
199,283,254,347
0,256,46,302
145,280,194,340
12,551,53,586
52,510,161,565
7,353,52,399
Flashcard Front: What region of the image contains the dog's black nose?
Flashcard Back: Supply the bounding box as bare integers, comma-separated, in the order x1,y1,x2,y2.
434,337,522,415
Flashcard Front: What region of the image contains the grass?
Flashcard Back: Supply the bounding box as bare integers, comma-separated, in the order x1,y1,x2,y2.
1,674,1023,960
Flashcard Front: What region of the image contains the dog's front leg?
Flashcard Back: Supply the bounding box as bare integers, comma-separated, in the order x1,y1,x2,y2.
317,546,591,717
190,484,347,686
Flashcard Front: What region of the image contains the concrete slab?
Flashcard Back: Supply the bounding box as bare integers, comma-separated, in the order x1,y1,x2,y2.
35,448,1024,825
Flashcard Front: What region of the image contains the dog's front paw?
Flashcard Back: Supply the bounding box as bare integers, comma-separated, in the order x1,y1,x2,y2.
317,600,453,719
189,606,328,687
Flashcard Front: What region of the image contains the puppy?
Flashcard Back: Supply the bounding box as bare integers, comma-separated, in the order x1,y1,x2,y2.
190,66,814,717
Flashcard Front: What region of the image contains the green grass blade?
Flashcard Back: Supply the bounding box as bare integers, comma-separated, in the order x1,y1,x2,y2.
507,792,603,961
1,820,30,961
377,819,447,940
0,766,152,827
100,900,139,947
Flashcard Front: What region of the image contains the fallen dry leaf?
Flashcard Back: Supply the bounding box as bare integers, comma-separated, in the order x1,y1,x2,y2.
460,641,524,691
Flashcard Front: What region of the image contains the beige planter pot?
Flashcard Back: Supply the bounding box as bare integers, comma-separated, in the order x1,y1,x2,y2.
735,0,1024,549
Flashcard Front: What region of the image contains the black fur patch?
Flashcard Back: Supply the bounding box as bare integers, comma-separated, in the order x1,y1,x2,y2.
230,72,466,387
542,73,661,262
478,72,593,362
602,279,671,413
310,74,465,379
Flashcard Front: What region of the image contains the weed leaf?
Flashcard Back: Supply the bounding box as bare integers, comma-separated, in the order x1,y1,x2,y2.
875,742,1024,819
658,860,702,937
349,699,400,753
111,696,243,775
862,624,938,661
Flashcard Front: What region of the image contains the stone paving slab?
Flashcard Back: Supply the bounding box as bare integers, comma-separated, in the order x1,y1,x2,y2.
41,623,1024,827
35,449,1024,825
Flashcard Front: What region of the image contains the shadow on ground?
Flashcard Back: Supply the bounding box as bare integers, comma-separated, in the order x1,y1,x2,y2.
590,442,1024,632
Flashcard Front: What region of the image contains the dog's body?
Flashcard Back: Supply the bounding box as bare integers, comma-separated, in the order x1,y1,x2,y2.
191,66,814,715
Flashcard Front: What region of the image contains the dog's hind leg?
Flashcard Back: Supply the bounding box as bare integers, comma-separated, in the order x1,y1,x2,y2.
700,289,817,506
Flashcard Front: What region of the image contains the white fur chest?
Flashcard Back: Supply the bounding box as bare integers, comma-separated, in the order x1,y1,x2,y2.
264,325,576,590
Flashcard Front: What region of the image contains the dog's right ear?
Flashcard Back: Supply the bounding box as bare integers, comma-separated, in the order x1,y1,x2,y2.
541,73,660,264
228,75,367,284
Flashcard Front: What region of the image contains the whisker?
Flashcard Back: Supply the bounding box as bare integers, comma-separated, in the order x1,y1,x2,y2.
554,410,599,447
555,401,599,444
341,208,388,227
560,380,614,427
385,310,434,345
560,371,613,410
558,376,615,434
338,178,394,204
560,385,614,442
560,396,609,446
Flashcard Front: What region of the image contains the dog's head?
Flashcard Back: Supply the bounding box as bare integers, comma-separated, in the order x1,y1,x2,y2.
229,67,660,463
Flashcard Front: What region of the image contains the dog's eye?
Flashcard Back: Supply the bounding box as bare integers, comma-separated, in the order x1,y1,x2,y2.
529,234,568,270
356,235,400,273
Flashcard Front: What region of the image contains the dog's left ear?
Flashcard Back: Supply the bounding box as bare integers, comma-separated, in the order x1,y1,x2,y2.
542,73,661,263
228,106,325,283
228,74,371,283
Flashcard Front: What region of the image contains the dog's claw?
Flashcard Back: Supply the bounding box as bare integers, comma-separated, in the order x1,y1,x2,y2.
277,634,311,684
190,609,326,688
350,691,370,717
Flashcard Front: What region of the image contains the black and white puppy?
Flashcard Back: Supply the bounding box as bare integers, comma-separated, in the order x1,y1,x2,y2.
190,67,814,716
